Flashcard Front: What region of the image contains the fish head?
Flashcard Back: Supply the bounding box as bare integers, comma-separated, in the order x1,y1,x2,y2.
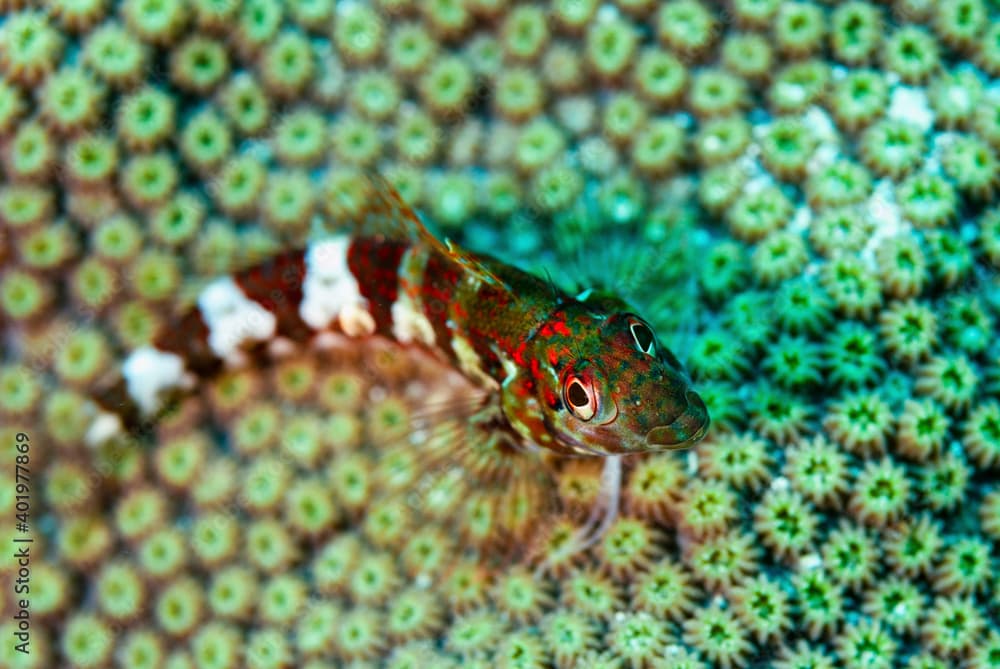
513,306,709,456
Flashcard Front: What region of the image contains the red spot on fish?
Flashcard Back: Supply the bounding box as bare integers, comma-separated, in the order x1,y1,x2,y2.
512,341,529,366
550,320,571,336
543,387,560,409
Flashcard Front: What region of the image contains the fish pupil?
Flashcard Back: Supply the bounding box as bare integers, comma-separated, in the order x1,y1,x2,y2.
630,322,655,354
567,380,589,408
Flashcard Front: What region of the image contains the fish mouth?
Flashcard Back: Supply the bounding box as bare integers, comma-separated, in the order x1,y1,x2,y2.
645,390,710,448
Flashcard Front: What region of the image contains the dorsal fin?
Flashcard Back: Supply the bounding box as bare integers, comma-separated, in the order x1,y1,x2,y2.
576,287,638,314
350,171,513,291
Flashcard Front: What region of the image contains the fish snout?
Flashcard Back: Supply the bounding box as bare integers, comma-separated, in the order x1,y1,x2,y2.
646,389,710,448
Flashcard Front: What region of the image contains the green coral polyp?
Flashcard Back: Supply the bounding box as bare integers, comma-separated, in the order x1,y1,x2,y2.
941,134,999,199
0,11,64,86
769,59,828,114
0,270,51,322
761,116,817,182
830,1,882,65
773,1,825,57
830,69,889,131
586,17,637,79
883,26,940,83
633,48,687,107
690,68,747,118
727,186,793,242
763,335,823,389
657,0,716,58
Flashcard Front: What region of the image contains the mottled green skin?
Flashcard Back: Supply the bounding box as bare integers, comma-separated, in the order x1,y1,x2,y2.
455,256,711,456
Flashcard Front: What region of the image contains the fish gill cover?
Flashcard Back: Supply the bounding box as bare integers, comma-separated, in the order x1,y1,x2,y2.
0,0,1000,668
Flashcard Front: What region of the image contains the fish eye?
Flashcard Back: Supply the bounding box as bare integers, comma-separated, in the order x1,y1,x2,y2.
630,320,655,356
564,376,597,421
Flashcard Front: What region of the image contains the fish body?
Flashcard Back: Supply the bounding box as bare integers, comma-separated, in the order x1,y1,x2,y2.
88,177,709,462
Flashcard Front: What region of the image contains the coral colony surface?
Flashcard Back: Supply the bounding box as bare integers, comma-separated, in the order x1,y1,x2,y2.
1,0,1000,667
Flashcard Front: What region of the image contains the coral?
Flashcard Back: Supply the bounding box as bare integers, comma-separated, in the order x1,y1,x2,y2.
657,0,716,59
700,432,773,491
898,172,959,229
675,479,740,539
829,69,889,131
39,66,103,135
783,436,850,508
921,595,986,657
863,577,925,635
883,514,944,578
726,185,794,242
0,11,64,86
823,391,894,457
928,68,984,129
860,119,926,179
60,613,114,668
925,228,974,288
683,603,753,669
830,2,882,66
760,116,818,182
731,574,791,643
747,385,813,444
848,458,911,526
773,1,825,58
933,535,992,595
558,566,622,623
962,400,1000,468
751,231,808,284
686,530,758,589
916,353,979,412
686,327,751,382
883,25,940,83
933,0,988,51
768,59,828,114
697,240,749,304
792,570,845,639
836,618,898,669
543,610,598,668
633,48,687,108
690,68,747,118
632,119,685,178
942,133,999,200
753,487,820,558
807,159,873,210
8,0,1000,666
809,207,873,258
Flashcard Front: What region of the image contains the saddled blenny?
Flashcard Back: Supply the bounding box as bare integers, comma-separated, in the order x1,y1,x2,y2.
86,173,710,553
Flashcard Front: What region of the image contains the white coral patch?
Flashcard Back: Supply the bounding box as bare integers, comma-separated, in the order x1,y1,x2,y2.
863,178,907,268
300,236,371,334
888,86,934,133
123,346,194,415
199,276,278,359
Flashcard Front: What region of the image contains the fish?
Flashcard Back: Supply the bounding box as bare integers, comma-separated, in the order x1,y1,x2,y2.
86,174,709,546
